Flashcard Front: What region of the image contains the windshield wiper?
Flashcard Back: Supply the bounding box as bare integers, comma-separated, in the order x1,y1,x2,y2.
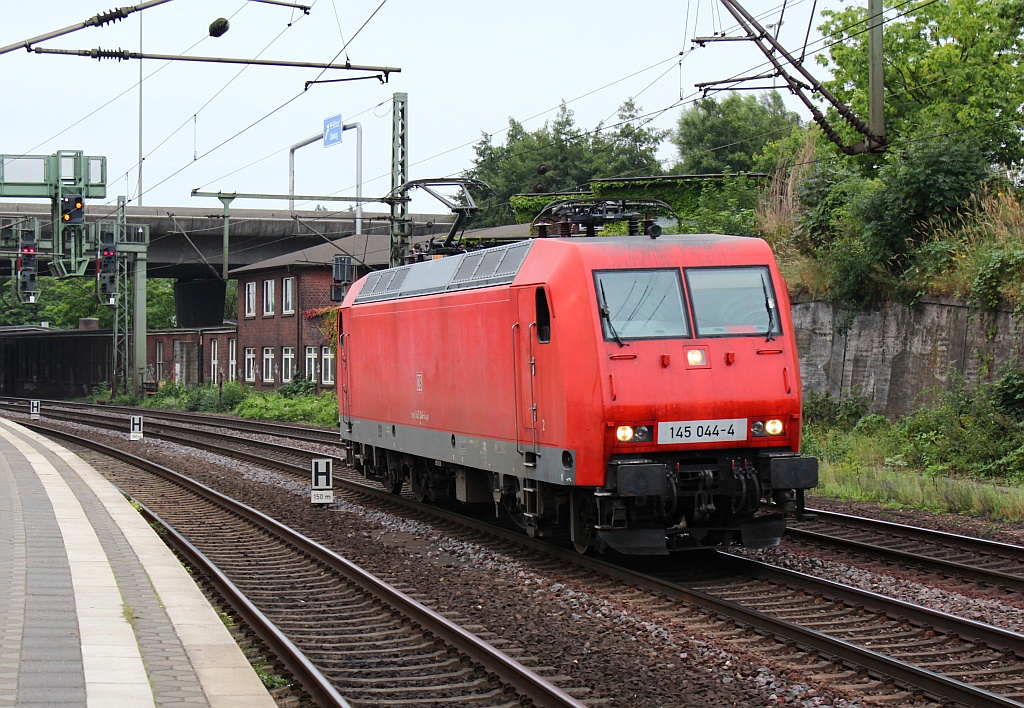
598,280,626,347
761,274,776,342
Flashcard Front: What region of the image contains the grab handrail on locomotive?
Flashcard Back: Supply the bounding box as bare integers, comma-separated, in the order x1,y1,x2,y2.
337,199,818,555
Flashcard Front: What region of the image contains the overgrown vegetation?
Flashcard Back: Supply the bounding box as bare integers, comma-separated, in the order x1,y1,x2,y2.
234,389,338,427
804,369,1024,522
134,379,338,427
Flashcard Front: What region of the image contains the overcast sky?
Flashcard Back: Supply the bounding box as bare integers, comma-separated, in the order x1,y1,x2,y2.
1,0,839,216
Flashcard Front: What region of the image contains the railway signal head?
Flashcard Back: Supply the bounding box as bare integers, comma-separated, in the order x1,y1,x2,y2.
97,230,117,303
19,267,37,299
17,233,38,303
61,194,85,225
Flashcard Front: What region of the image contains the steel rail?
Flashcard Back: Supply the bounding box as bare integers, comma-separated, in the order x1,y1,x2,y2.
27,422,586,708
16,405,1024,706
802,508,1024,557
0,397,338,443
786,525,1024,593
135,500,352,708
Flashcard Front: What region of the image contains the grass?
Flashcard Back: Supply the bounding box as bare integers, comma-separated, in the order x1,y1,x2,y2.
122,604,138,627
807,422,1024,523
816,456,1024,522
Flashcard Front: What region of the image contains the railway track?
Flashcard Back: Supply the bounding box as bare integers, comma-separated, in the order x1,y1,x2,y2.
650,555,1024,706
9,401,1024,706
27,423,586,708
0,397,341,445
787,509,1024,594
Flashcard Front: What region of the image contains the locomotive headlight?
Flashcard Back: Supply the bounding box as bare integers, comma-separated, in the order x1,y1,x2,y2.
615,425,652,443
686,349,706,366
752,419,785,437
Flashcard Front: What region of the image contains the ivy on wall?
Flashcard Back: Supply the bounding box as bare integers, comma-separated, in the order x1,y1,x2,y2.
508,175,767,236
304,306,339,352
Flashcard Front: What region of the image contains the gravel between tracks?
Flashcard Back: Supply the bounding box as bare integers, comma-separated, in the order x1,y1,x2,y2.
22,412,1024,707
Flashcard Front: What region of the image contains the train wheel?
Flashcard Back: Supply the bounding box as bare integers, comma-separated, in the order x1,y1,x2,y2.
383,454,404,495
410,460,430,503
570,491,594,555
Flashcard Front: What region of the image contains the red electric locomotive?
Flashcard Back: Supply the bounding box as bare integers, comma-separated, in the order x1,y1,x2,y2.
338,231,817,555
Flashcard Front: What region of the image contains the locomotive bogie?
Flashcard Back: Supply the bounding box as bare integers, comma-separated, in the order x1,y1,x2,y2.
338,235,818,555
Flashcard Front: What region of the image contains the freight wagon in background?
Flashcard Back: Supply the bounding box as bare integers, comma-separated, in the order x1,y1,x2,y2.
338,230,818,556
0,321,236,398
0,323,111,399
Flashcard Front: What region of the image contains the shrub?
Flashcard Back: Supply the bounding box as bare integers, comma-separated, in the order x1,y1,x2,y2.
277,375,317,398
893,375,1024,479
234,391,339,427
858,139,995,264
793,158,872,255
219,380,251,410
803,387,869,429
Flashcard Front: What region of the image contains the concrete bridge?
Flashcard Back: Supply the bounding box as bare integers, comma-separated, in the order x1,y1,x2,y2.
0,200,452,280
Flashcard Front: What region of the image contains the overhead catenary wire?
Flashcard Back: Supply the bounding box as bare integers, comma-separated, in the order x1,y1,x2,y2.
8,0,1016,234
297,0,962,216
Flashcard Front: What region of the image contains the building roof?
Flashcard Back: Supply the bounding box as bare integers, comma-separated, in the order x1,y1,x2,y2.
230,222,534,276
229,233,392,275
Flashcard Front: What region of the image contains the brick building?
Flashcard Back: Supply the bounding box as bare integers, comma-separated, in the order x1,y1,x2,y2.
146,327,237,388
229,232,432,393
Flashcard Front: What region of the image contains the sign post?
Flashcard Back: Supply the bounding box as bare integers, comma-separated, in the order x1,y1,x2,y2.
30,400,40,420
323,114,343,147
311,457,334,504
129,415,144,441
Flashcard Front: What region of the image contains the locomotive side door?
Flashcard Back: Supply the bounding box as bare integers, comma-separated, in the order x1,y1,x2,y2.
514,287,540,463
338,309,352,433
514,285,554,466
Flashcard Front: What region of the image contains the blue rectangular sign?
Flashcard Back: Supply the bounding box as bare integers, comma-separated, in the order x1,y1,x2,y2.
323,114,343,147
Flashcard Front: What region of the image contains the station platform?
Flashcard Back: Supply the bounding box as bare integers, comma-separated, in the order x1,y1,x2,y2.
0,417,276,707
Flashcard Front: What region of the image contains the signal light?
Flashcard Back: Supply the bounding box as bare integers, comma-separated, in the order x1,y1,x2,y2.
97,231,117,302
61,194,85,224
17,231,39,303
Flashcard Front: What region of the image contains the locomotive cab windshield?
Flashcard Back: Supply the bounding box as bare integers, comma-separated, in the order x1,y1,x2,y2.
686,266,781,338
594,265,782,340
593,269,690,341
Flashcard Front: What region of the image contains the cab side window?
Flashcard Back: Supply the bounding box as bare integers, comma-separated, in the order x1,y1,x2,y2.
536,288,551,343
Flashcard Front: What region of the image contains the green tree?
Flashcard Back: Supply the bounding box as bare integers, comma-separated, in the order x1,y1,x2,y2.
0,277,112,328
596,98,667,180
466,100,666,226
671,91,802,174
0,275,178,329
817,0,1024,167
147,279,177,329
858,138,998,267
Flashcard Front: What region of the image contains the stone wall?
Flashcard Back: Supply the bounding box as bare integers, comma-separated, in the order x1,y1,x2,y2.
792,297,1024,417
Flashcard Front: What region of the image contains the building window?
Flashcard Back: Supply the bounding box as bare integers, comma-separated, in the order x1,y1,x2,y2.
263,279,275,316
282,277,295,315
244,281,256,317
321,346,335,385
244,347,256,382
155,339,164,380
262,347,275,383
228,339,237,381
282,347,294,383
305,346,317,380
210,339,219,383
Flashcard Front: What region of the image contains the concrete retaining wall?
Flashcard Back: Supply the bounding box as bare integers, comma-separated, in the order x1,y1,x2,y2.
792,297,1024,417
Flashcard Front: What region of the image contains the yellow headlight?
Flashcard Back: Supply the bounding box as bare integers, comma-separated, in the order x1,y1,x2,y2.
616,426,635,442
765,419,784,435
